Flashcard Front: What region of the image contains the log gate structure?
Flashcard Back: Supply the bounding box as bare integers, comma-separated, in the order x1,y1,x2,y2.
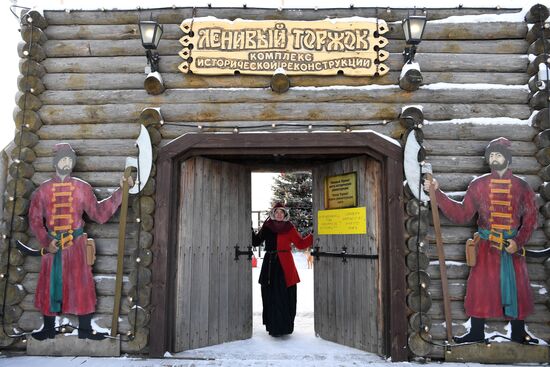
1,3,550,364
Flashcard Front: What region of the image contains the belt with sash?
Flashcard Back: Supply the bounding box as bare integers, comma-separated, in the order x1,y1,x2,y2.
478,228,519,319
47,227,85,313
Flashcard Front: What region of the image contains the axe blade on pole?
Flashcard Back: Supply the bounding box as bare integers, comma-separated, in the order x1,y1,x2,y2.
404,130,430,203
422,162,453,343
16,240,41,256
111,124,153,337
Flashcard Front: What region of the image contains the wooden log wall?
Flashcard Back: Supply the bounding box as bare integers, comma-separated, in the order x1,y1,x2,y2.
0,3,546,360
0,9,47,349
412,4,550,359
525,2,550,359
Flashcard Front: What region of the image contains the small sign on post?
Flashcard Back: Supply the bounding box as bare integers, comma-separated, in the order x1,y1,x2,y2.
324,172,357,209
318,207,367,235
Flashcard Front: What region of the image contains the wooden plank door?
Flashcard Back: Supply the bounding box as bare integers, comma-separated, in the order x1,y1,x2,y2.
312,156,383,354
173,156,252,352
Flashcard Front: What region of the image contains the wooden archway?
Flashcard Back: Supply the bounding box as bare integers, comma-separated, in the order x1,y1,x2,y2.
150,132,407,361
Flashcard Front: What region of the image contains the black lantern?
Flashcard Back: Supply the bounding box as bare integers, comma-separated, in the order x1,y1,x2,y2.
139,20,165,94
402,15,427,45
402,13,427,64
139,20,163,50
139,20,163,73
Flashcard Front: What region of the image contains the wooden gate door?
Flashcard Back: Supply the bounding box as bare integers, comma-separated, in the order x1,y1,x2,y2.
312,156,384,354
173,156,252,352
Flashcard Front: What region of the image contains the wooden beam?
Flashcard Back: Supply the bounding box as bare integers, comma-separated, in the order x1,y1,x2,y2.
43,22,527,41
445,342,549,364
41,53,530,73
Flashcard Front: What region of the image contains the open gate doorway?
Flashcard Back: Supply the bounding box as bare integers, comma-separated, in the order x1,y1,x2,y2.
151,133,407,361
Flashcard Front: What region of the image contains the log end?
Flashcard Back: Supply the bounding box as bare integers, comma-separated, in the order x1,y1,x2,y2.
144,72,165,95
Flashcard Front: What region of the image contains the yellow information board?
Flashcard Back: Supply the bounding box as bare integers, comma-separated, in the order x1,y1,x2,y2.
318,207,367,235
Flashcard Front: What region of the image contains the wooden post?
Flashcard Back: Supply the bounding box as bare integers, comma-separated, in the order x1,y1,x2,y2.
144,72,165,95
524,4,550,24
426,174,453,344
526,24,550,44
399,69,423,91
111,166,133,337
533,108,550,129
527,53,550,76
528,39,550,55
529,90,549,109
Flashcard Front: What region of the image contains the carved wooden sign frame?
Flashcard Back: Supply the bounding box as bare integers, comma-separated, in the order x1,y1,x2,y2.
179,17,389,76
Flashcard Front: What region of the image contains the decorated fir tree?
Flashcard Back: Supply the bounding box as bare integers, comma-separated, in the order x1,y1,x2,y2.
271,172,313,234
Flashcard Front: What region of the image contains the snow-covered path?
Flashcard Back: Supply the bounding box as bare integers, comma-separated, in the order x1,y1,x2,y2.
169,253,387,365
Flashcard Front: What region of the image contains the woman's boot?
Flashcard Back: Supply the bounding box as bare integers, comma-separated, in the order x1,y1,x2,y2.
453,317,485,343
31,315,56,340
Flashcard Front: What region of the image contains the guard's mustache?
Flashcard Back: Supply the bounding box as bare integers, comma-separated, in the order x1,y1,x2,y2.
57,166,72,175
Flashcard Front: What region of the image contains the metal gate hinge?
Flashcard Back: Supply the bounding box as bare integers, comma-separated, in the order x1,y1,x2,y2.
310,245,378,263
234,244,253,261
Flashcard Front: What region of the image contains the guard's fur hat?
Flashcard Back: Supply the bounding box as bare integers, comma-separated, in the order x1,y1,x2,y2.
53,143,76,169
485,137,512,165
269,202,290,222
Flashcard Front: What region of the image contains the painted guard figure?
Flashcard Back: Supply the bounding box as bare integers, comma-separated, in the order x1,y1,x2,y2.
27,143,132,341
424,137,538,344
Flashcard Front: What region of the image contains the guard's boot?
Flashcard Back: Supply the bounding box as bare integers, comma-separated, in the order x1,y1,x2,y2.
511,319,538,344
78,313,107,340
453,317,485,343
31,315,56,341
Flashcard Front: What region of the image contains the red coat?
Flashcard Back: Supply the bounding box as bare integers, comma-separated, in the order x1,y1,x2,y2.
435,169,536,319
253,220,313,287
28,175,122,316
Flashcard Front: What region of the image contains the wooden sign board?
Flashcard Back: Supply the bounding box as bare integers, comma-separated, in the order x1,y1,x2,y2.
318,207,367,235
179,17,389,76
324,171,357,209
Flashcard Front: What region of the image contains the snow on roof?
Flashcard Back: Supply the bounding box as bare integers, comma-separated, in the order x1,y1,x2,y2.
186,15,385,23
13,0,534,12
364,129,402,147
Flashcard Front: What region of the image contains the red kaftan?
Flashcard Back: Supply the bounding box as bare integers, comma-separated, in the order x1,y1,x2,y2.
435,169,536,319
28,175,122,316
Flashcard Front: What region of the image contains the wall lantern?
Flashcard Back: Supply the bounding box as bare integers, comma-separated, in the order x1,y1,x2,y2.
402,14,427,64
399,12,427,92
139,20,163,51
139,20,165,95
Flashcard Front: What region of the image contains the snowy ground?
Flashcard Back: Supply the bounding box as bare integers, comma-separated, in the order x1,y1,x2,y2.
1,253,512,366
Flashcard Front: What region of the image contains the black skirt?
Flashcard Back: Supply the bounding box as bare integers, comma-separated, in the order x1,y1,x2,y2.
260,253,297,336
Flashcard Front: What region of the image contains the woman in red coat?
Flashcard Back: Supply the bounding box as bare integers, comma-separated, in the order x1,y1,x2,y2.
252,203,313,337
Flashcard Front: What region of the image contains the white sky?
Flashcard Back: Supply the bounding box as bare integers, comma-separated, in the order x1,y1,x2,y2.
252,172,278,212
